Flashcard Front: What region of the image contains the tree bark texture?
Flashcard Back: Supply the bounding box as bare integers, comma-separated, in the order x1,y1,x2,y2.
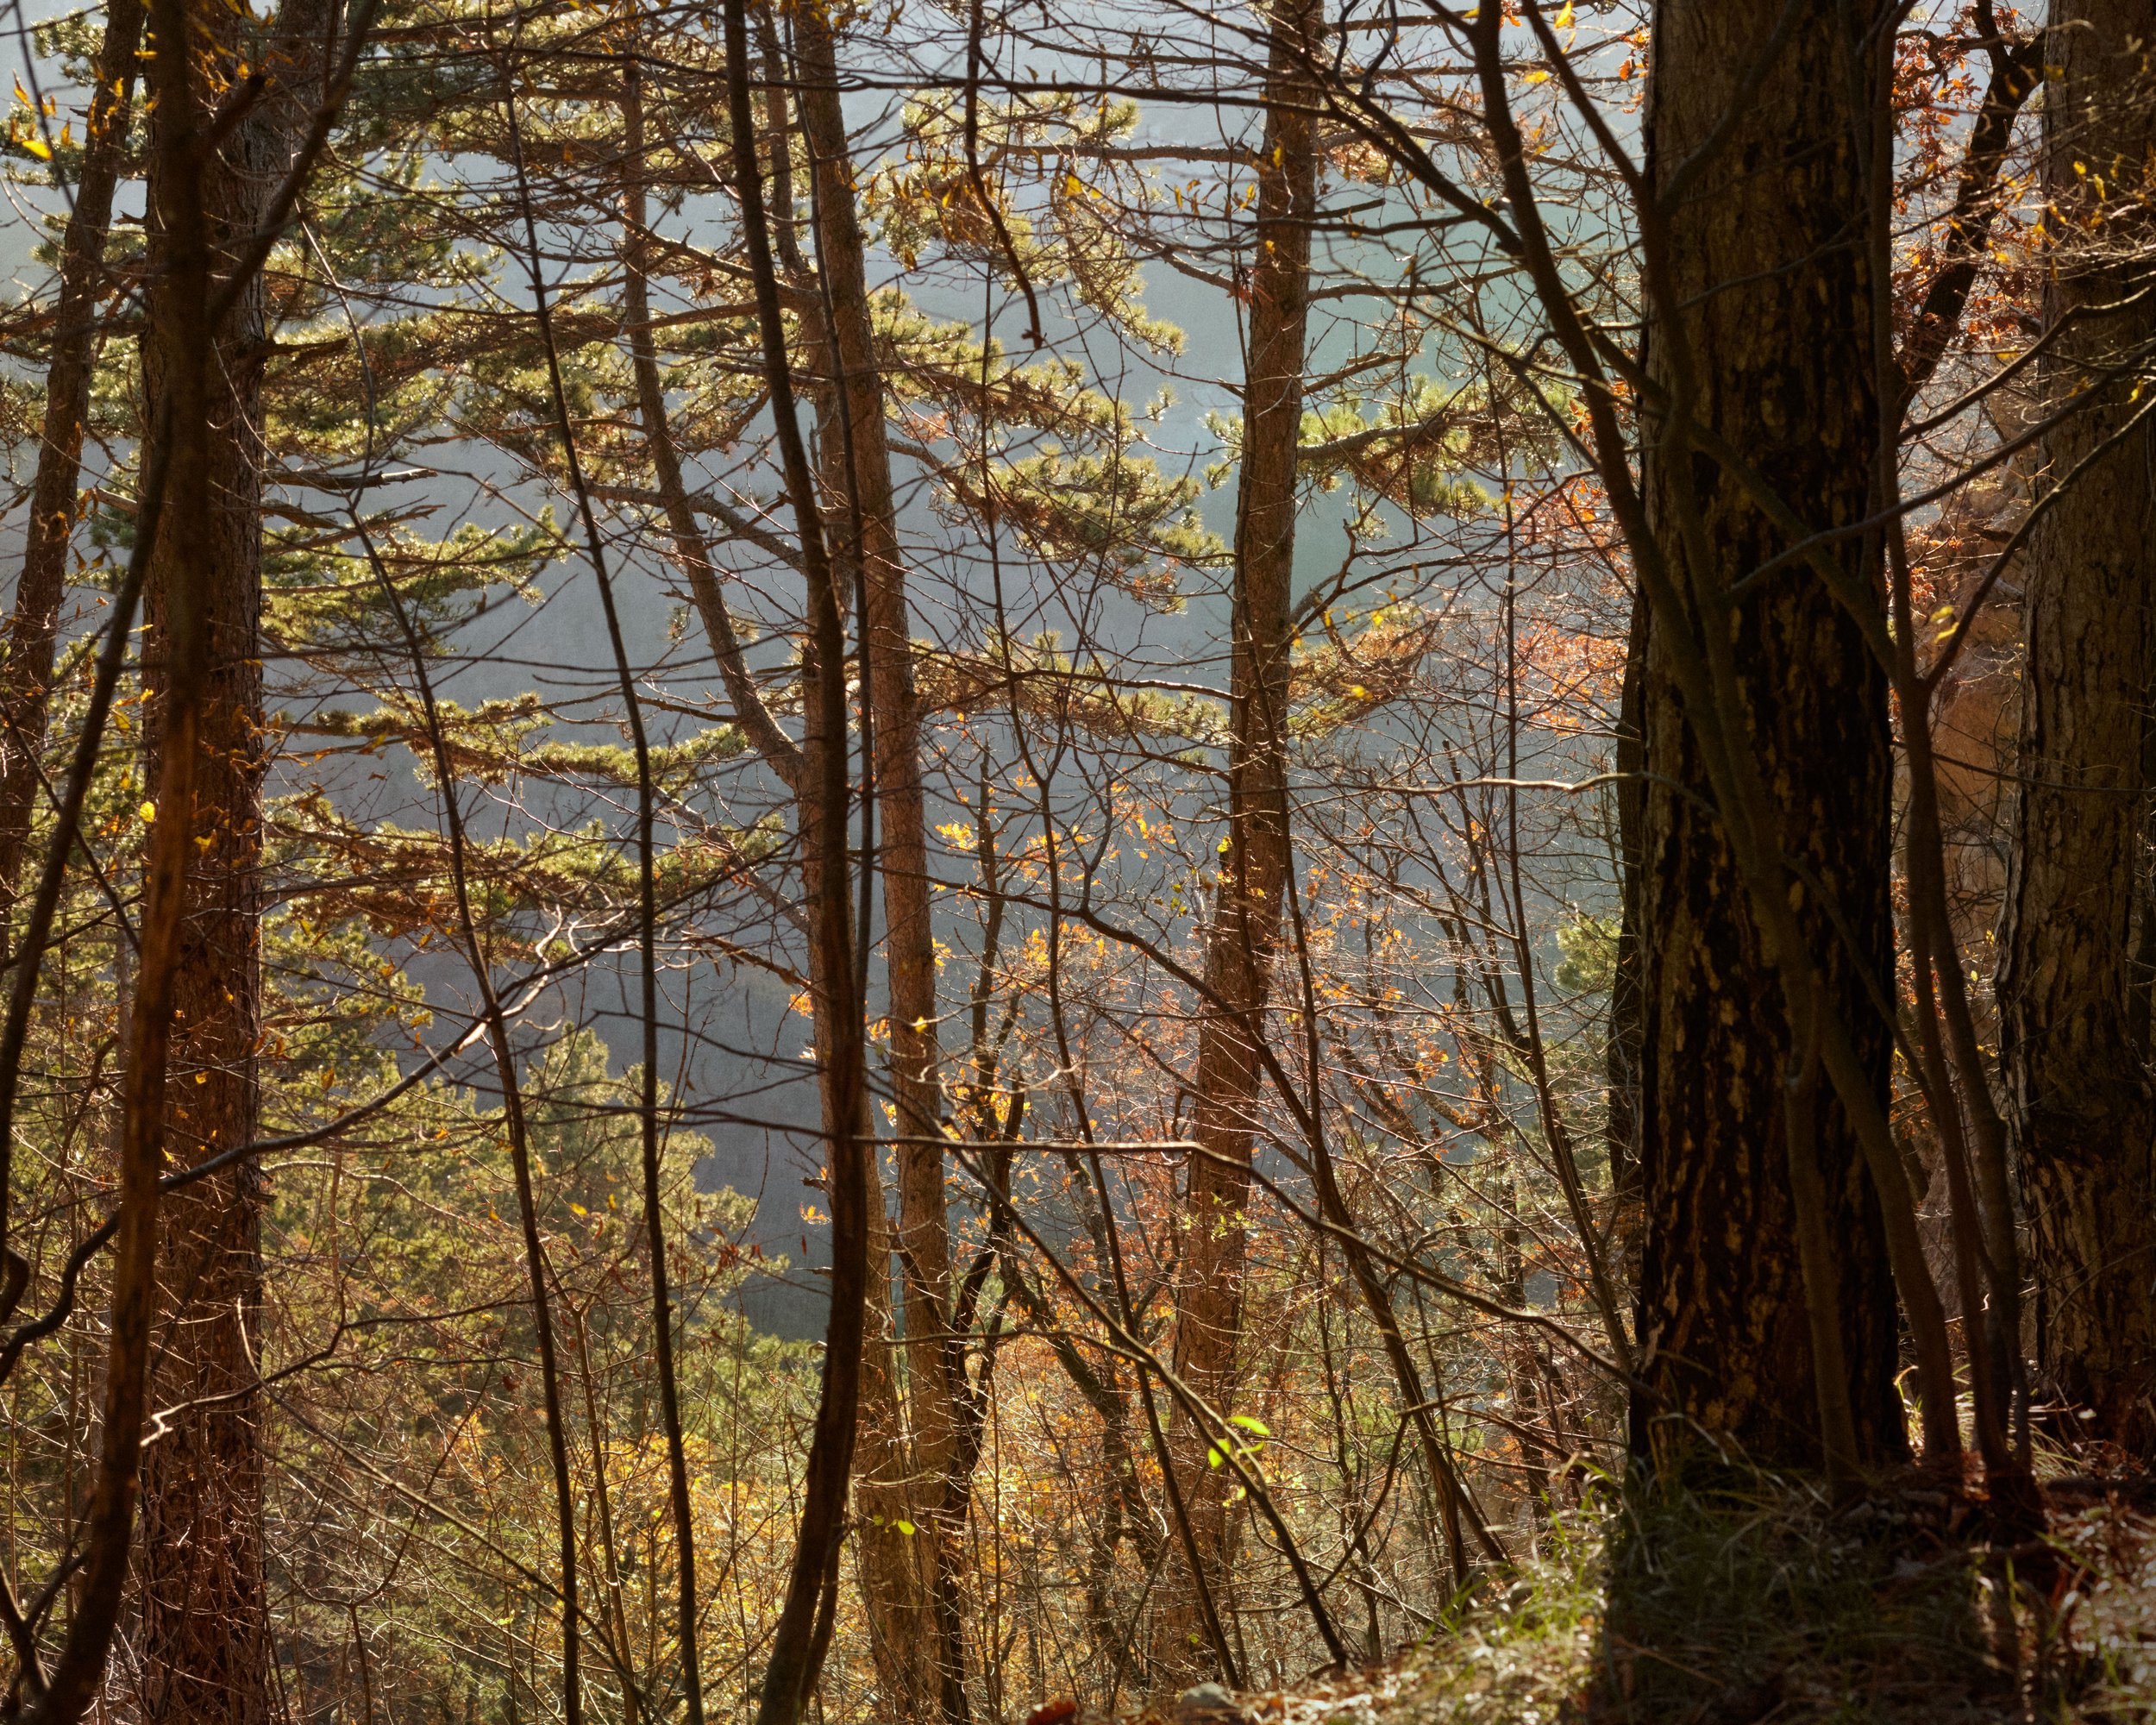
22,0,216,1709
1625,0,1907,1472
0,0,146,900
1999,0,2156,1457
1153,0,1318,1686
138,2,326,1717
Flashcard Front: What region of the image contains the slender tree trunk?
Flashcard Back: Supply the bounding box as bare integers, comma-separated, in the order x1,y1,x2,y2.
1999,0,2156,1457
137,3,326,1718
1607,593,1648,1288
790,12,967,1716
627,23,938,1712
1624,0,1908,1473
613,53,711,1725
723,2,873,1717
1152,0,1318,1687
0,0,146,901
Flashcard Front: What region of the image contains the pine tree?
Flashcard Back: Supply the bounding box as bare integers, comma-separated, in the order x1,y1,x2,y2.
135,1,332,1716
1622,0,1909,1472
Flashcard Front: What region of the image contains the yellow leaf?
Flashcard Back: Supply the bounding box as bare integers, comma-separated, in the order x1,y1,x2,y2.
1522,68,1551,84
1555,1,1575,25
138,800,156,824
20,133,49,160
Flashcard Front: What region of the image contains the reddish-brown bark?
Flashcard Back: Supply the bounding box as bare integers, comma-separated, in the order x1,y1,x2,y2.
136,3,331,1718
1152,0,1319,1685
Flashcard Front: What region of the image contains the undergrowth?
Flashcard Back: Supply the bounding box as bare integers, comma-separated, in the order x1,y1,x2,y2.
1230,1472,2156,1725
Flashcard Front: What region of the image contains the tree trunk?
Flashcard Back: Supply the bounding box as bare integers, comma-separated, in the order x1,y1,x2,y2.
0,0,146,900
1625,0,1907,1473
629,17,954,1708
137,3,326,1718
1151,0,1318,1687
722,0,873,1709
790,11,968,1717
22,0,218,1708
1999,0,2156,1457
1608,593,1649,1286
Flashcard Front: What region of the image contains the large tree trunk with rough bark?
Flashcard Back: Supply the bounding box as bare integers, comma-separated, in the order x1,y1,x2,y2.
1150,0,1318,1688
1998,0,2156,1458
0,0,145,901
136,3,324,1718
1622,0,1907,1474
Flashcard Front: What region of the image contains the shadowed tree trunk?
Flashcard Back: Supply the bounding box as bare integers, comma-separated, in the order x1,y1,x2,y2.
1622,0,1907,1473
1151,0,1319,1687
0,0,145,903
1999,0,2156,1458
137,2,328,1718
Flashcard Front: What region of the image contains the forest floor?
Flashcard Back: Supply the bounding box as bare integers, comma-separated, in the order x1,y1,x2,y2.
1058,1470,2156,1725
